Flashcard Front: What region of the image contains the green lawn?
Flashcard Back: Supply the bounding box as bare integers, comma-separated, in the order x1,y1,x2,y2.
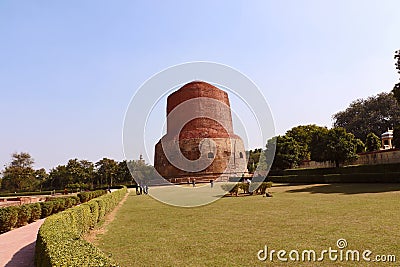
95,184,400,266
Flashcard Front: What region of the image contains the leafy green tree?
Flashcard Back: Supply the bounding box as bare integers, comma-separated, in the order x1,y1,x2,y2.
246,149,262,173
269,135,302,170
117,160,136,185
34,168,48,191
66,159,94,185
286,124,329,160
47,165,68,189
365,132,381,152
325,128,359,167
354,138,366,153
392,50,400,104
309,127,330,162
393,126,400,149
46,159,94,190
96,158,118,187
1,152,39,191
333,92,400,140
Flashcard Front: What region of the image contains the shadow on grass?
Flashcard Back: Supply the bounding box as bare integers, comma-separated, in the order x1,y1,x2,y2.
5,241,35,267
285,183,400,195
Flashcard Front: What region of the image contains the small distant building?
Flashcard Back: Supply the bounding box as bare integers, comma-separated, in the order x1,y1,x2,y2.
138,154,145,164
381,129,394,150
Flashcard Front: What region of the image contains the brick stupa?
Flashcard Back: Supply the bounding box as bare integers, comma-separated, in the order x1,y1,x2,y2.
154,81,248,183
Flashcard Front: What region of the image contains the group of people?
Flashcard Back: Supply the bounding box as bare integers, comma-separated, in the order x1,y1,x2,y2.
136,184,149,195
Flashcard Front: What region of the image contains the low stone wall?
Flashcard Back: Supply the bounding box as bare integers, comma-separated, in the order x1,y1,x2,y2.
353,149,400,165
298,160,336,169
297,149,400,169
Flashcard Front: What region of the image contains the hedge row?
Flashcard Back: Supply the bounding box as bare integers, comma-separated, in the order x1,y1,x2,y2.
221,182,273,196
0,195,81,234
35,187,127,267
269,162,400,177
268,172,400,183
77,190,106,203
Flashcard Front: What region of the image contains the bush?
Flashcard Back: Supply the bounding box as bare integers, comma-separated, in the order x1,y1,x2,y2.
77,190,106,203
239,183,249,193
95,198,106,221
220,183,239,195
40,201,54,218
70,195,80,205
28,203,42,222
87,200,99,229
0,206,18,233
16,205,32,227
35,187,127,267
64,197,74,209
221,182,273,196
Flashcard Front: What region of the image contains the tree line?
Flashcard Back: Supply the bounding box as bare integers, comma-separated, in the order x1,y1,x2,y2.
0,153,156,192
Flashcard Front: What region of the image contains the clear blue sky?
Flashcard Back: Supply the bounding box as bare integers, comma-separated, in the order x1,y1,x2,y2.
0,1,399,170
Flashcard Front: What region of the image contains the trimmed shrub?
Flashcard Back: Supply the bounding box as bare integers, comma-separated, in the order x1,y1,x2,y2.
239,183,249,193
86,200,99,229
95,198,106,221
56,198,66,212
70,195,80,205
77,190,106,203
35,187,127,267
64,197,74,209
255,182,273,195
16,204,32,227
28,203,42,222
0,206,18,233
221,183,239,195
40,201,54,218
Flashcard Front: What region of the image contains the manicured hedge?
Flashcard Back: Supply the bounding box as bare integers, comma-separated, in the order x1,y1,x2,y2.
77,190,106,203
267,163,400,183
268,172,400,183
0,206,18,233
28,203,42,222
35,187,127,267
269,163,400,176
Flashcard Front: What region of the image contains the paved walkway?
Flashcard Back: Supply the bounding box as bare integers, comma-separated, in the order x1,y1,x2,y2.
0,219,45,267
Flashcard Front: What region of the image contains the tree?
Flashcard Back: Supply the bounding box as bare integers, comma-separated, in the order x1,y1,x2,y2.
392,50,400,104
1,152,39,191
286,124,329,160
269,135,302,170
96,158,118,187
333,92,400,140
393,126,400,149
309,127,330,162
47,165,68,189
354,138,366,153
65,159,93,185
246,149,262,173
365,132,381,152
45,159,94,190
117,160,135,185
325,127,359,167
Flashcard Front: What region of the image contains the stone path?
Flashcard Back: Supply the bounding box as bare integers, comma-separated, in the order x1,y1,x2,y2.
0,219,45,267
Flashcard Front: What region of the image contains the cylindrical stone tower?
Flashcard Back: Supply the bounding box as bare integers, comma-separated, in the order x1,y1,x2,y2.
154,81,247,183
